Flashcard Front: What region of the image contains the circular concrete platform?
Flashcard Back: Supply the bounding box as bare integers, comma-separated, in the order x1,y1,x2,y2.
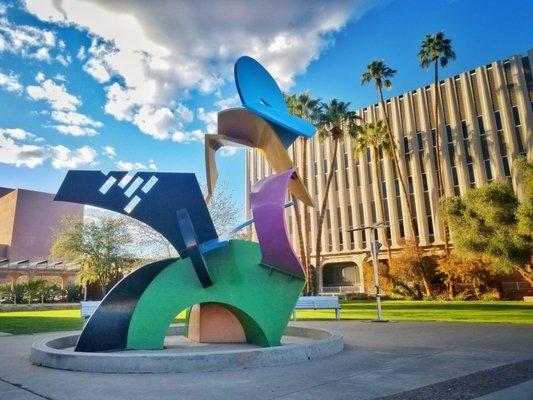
30,325,343,373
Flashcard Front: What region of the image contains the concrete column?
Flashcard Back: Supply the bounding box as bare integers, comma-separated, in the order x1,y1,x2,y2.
405,92,429,245
377,102,400,247
477,67,505,177
461,72,486,186
446,78,471,191
390,97,414,239
493,61,520,161
434,80,454,195
419,88,445,244
510,56,533,158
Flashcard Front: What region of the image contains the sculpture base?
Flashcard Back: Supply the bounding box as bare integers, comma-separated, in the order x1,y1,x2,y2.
30,325,344,373
187,304,246,343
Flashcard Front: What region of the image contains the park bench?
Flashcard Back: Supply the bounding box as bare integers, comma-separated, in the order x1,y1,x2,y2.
292,296,341,321
80,301,101,322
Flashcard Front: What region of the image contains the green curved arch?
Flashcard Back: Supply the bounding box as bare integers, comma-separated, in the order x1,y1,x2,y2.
127,240,304,349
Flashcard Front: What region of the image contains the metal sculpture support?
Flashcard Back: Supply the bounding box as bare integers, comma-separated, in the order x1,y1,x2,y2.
55,55,317,352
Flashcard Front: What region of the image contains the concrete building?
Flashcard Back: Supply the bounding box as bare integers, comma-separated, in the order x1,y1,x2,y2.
245,50,532,294
0,187,84,262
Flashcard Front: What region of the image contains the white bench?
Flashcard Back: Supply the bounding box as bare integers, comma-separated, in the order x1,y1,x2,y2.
80,301,101,322
292,296,341,320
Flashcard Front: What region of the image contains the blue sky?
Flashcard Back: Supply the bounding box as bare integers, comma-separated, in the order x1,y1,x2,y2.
1,0,532,212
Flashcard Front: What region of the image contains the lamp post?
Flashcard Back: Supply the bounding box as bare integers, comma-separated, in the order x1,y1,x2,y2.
348,222,388,322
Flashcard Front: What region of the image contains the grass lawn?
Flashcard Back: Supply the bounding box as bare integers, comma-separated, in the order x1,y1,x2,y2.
295,300,533,324
0,301,531,334
0,309,187,335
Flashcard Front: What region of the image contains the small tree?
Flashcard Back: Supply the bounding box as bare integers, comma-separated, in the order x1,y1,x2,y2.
437,253,494,299
441,177,532,285
390,239,436,298
52,216,133,298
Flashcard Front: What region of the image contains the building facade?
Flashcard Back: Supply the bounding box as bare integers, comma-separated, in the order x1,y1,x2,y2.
0,187,84,262
245,50,533,294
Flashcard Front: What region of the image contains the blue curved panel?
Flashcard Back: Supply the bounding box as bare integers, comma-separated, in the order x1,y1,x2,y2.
54,170,218,257
75,257,177,352
234,56,315,148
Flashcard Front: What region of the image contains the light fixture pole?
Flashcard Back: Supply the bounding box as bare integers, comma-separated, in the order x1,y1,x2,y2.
348,222,388,322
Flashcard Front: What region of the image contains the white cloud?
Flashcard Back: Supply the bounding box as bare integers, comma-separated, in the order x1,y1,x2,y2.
132,104,174,140
76,46,86,60
49,145,97,169
51,125,98,136
148,159,157,170
215,95,240,110
27,74,81,111
0,128,96,169
50,110,102,128
115,160,157,171
24,0,371,140
0,70,22,93
0,128,36,140
56,53,72,66
175,102,193,123
197,107,217,134
102,146,116,159
171,129,204,143
0,13,59,62
0,131,48,168
221,147,238,157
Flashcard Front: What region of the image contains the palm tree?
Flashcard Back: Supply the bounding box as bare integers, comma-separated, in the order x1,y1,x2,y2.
353,120,392,262
419,32,456,255
314,99,361,292
285,92,322,294
361,61,417,243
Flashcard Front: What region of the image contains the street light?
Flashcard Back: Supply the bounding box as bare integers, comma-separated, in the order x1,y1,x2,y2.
348,222,388,322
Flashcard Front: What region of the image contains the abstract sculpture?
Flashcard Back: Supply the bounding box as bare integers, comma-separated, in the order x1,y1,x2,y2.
55,56,316,352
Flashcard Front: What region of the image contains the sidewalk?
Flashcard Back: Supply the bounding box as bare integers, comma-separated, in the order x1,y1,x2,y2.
0,321,532,400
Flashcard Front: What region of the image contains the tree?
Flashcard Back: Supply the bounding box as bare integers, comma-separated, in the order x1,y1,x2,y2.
314,99,361,292
52,216,134,297
353,120,392,262
390,239,436,298
419,31,456,254
441,179,532,285
87,181,242,261
286,91,322,294
361,60,417,242
437,253,493,299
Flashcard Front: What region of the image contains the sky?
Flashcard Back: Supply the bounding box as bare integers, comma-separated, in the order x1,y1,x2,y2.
0,0,532,213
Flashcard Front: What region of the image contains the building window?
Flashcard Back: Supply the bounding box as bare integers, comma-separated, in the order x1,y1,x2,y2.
461,120,468,139
417,132,424,150
512,106,526,155
446,125,453,143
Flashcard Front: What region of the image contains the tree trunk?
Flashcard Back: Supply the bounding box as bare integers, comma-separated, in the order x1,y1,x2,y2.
302,138,313,295
292,195,306,270
372,145,392,263
433,60,451,257
379,88,418,244
100,282,107,298
421,273,433,298
314,138,339,293
290,143,307,283
518,265,533,286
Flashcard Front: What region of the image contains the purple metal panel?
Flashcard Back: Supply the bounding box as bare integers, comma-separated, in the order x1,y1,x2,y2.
250,170,305,278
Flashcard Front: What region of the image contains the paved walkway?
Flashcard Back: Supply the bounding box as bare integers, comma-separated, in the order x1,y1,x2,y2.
0,321,532,400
